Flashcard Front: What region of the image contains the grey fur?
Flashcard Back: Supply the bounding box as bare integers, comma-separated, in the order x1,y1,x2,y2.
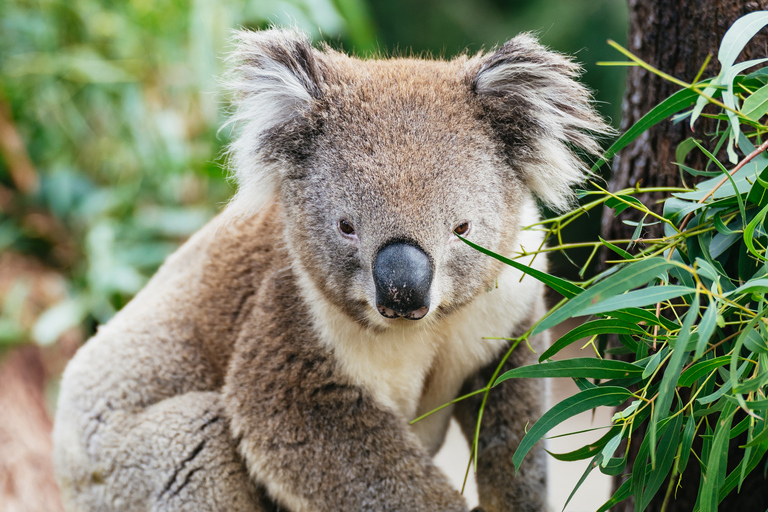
53,28,609,512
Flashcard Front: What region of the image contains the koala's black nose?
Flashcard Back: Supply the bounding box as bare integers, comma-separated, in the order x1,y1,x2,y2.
373,242,433,320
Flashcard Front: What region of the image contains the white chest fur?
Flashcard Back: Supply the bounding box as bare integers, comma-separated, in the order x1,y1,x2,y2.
296,220,547,454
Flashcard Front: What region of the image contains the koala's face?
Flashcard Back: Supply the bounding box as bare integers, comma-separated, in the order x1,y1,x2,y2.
281,60,523,327
226,30,608,329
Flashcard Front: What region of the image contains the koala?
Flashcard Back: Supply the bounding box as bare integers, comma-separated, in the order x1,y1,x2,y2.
53,28,608,512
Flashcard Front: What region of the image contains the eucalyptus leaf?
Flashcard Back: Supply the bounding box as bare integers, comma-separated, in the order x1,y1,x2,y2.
495,358,642,385
512,387,633,472
532,258,677,336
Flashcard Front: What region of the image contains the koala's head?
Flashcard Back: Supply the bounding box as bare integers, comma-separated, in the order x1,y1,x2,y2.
225,28,609,329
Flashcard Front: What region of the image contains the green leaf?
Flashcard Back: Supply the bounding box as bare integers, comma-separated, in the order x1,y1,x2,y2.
642,348,665,380
512,387,633,472
596,477,632,512
539,319,645,362
694,301,719,361
577,285,694,317
591,87,700,173
546,426,621,462
679,356,731,387
600,237,633,260
495,358,642,385
606,307,678,331
741,397,768,411
744,414,768,447
599,432,623,467
459,237,582,299
641,412,683,511
699,402,738,512
678,414,696,473
676,137,702,167
532,258,677,336
713,211,738,235
743,202,768,263
742,83,768,120
718,12,768,73
563,454,602,512
600,456,627,476
606,195,644,216
743,328,768,354
725,277,768,297
651,292,699,462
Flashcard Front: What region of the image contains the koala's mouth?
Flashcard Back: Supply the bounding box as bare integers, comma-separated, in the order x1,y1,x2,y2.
376,304,429,321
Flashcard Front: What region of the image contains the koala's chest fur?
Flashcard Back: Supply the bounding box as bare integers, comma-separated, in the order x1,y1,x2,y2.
297,248,544,454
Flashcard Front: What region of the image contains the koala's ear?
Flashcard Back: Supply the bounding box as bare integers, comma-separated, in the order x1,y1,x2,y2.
470,33,612,211
224,28,328,216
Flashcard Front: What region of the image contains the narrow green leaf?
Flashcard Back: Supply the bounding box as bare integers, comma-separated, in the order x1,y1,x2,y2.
578,285,694,317
717,12,768,73
600,456,628,476
606,195,644,216
742,83,768,121
642,349,665,380
743,328,768,354
563,454,601,512
743,202,768,263
699,402,738,512
651,292,699,462
633,418,662,511
676,137,701,167
641,412,683,511
532,258,677,336
679,356,731,387
678,414,696,474
713,211,737,235
725,277,768,297
744,413,768,447
512,387,633,472
600,236,633,260
694,258,720,282
495,358,642,385
546,426,621,462
694,300,719,360
606,307,678,331
539,319,644,362
459,237,582,298
740,397,768,411
599,432,623,467
597,477,632,512
592,87,700,173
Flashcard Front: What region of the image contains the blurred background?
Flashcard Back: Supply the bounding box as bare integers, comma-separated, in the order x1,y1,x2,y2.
0,0,628,510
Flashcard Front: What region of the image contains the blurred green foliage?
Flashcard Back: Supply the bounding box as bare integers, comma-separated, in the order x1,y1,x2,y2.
0,0,627,347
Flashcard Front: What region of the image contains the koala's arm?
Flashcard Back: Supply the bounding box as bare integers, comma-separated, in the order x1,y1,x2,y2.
454,331,549,512
224,273,468,512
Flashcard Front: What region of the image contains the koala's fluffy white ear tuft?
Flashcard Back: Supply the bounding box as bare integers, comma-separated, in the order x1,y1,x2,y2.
471,33,613,212
223,28,326,216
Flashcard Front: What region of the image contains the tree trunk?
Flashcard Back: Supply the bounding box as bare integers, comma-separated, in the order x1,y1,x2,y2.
602,0,768,242
604,1,768,510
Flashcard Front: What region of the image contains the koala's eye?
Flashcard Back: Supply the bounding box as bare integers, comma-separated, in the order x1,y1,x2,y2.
339,219,356,236
453,222,470,236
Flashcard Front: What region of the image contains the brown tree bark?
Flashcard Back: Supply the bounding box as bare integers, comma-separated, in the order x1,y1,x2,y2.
602,0,768,242
604,1,768,511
